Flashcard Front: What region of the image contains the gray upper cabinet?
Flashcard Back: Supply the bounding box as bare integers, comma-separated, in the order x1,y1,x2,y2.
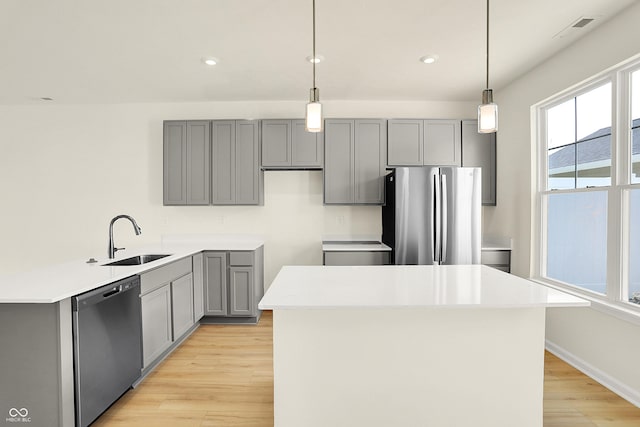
387,119,423,166
261,119,323,168
163,120,211,205
324,119,386,205
387,119,461,167
462,119,497,206
355,120,386,204
212,120,263,205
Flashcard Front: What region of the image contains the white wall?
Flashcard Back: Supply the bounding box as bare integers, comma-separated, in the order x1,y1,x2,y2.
491,2,640,404
0,100,475,287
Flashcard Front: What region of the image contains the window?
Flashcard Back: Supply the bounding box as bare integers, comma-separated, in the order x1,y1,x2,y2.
537,60,640,311
632,69,640,184
546,83,612,190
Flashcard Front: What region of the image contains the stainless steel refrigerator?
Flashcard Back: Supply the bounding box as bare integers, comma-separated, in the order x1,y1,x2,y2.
382,166,482,265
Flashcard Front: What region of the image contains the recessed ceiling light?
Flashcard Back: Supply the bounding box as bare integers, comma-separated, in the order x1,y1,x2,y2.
202,57,219,66
419,54,439,64
306,55,324,64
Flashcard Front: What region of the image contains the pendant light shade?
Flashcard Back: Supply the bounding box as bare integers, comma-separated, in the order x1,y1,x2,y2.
478,89,498,133
305,0,322,133
306,88,323,132
478,0,498,134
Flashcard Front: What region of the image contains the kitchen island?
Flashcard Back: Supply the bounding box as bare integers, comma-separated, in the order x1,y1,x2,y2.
259,265,589,427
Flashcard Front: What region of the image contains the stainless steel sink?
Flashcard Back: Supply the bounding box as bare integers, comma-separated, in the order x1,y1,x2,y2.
103,254,171,266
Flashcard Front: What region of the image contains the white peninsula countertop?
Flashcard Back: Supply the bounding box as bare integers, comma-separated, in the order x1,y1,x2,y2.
0,236,263,304
259,264,589,310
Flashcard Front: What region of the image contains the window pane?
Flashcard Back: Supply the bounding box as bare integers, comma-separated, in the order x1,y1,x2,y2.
576,83,612,141
546,191,607,294
548,145,575,190
629,189,640,304
576,136,611,187
547,99,575,149
632,70,640,184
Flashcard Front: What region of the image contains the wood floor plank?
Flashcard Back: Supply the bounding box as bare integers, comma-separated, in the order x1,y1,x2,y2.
93,311,640,427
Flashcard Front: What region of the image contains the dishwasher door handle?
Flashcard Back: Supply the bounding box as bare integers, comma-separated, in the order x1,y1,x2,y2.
102,286,122,299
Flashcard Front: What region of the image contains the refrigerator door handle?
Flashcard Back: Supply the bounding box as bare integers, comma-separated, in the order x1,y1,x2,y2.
433,173,441,264
440,174,448,264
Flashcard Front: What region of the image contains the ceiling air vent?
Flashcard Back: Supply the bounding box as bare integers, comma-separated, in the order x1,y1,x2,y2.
553,16,598,39
572,18,595,28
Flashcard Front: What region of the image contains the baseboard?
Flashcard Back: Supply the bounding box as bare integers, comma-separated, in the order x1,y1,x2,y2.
545,339,640,408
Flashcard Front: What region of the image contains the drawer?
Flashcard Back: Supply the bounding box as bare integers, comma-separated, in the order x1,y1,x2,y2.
481,250,510,265
141,257,192,295
323,251,391,266
229,251,254,266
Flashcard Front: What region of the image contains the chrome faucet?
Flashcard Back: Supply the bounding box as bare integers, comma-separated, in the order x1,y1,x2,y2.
108,215,142,258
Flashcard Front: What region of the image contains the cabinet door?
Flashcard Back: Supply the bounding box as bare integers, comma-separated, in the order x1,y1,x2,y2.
235,120,262,205
212,120,236,204
324,119,355,204
141,284,173,368
192,253,205,321
203,252,228,316
186,121,211,205
262,120,291,167
354,119,386,204
171,273,194,339
462,119,496,205
424,119,461,166
387,119,423,166
292,120,323,167
163,121,187,205
229,267,255,316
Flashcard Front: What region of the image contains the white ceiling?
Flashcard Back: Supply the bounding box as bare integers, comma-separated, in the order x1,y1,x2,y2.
0,0,636,105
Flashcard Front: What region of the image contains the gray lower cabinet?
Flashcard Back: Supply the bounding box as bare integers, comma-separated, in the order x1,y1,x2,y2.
261,119,323,168
323,251,391,266
171,273,194,339
141,284,172,368
324,119,387,204
462,119,497,206
192,253,205,320
140,257,195,369
203,247,264,320
163,120,211,205
481,249,511,273
387,119,461,166
203,251,228,315
212,120,263,205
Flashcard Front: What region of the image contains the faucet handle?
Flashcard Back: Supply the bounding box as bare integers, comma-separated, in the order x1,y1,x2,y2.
114,247,125,254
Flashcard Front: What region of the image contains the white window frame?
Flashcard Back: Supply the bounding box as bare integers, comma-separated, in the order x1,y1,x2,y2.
533,56,640,325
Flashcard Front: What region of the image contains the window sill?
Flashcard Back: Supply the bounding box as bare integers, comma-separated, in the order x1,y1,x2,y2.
530,276,640,327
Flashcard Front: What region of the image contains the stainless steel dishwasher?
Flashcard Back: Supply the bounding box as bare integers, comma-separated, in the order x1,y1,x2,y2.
72,275,142,427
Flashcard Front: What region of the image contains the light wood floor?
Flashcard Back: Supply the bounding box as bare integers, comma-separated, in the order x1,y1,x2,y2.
94,311,640,427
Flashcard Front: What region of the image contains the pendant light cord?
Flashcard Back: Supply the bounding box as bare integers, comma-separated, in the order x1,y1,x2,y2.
312,0,316,89
485,0,490,89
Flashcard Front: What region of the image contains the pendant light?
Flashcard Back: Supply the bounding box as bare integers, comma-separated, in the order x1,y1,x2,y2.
305,0,322,132
478,0,498,133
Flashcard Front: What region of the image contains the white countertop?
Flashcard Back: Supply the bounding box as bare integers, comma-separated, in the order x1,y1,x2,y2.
0,236,263,304
481,236,513,251
322,242,392,252
258,265,589,310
